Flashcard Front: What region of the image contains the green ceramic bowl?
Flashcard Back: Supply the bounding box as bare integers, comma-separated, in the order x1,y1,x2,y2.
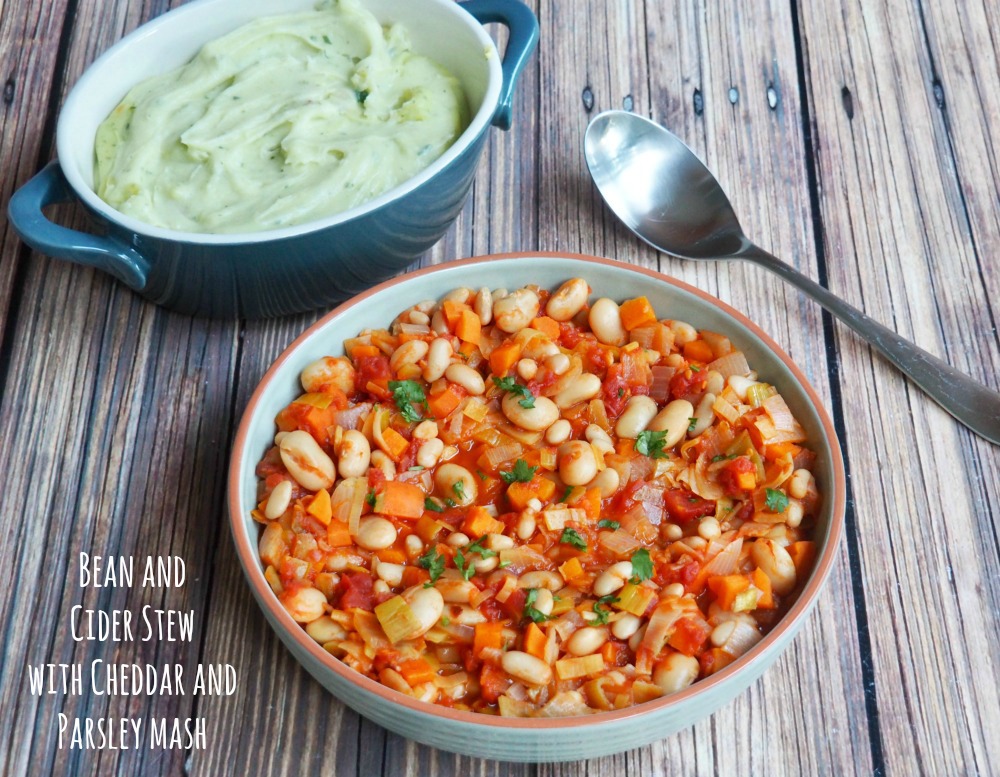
227,253,846,762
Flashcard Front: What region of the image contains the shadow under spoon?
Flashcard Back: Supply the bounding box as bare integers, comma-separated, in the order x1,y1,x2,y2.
584,109,1000,445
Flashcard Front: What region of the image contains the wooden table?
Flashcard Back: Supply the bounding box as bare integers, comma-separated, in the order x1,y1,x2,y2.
3,0,999,774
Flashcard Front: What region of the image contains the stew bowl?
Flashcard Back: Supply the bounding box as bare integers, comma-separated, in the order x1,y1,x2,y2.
227,253,846,762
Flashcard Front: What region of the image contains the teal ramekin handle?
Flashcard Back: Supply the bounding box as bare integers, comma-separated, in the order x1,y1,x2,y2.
7,161,150,290
459,0,539,130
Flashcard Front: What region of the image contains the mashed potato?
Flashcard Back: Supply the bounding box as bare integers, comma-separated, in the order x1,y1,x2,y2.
94,0,469,233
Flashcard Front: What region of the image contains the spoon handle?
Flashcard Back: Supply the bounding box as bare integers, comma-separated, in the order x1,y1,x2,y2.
741,246,1000,445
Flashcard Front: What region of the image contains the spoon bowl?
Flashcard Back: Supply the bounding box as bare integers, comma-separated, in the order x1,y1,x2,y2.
585,109,1000,444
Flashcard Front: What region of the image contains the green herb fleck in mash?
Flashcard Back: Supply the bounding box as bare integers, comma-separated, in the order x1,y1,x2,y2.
94,0,469,233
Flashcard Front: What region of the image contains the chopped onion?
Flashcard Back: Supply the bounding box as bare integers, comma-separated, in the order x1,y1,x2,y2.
707,350,751,379
331,477,366,536
649,365,676,403
762,394,808,443
538,691,594,717
598,529,641,558
717,618,762,658
498,546,550,573
483,441,524,471
700,538,743,576
398,323,431,336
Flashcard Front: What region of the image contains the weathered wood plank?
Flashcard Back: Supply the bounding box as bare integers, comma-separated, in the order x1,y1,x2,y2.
797,0,1000,774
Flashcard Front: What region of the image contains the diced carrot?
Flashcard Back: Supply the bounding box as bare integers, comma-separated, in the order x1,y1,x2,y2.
350,344,381,361
601,640,629,666
456,309,482,344
505,475,556,510
327,519,353,547
365,380,391,401
461,506,506,538
458,340,479,359
619,296,657,331
374,481,425,519
752,567,775,609
683,339,716,364
529,316,561,340
306,488,333,525
401,565,429,588
488,340,522,377
523,622,547,660
380,427,410,462
441,299,471,329
426,383,465,418
558,557,585,584
376,547,407,565
706,574,752,611
701,647,736,676
397,658,436,687
580,487,602,520
764,441,803,462
480,662,508,704
787,541,817,579
474,621,505,657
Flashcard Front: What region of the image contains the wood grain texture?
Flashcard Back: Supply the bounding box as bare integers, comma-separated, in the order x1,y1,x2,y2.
1,0,998,774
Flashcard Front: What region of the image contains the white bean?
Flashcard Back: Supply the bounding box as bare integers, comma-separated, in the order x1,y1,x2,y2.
518,570,564,590
337,429,371,478
668,320,698,345
300,356,355,394
281,586,327,623
653,653,700,694
516,358,538,381
416,438,445,468
532,588,555,616
554,372,602,409
558,440,599,486
436,578,477,604
751,538,797,595
545,352,571,376
445,363,486,395
501,651,553,686
647,399,695,448
614,395,659,439
356,517,397,550
493,289,540,333
389,339,429,373
423,338,454,382
588,466,620,498
279,431,336,491
444,287,473,304
446,532,470,547
788,469,815,500
405,533,424,559
546,278,590,321
585,424,615,453
516,512,536,540
698,517,721,540
785,499,804,528
412,420,439,440
264,480,293,520
544,418,572,445
611,613,642,640
407,310,430,326
663,583,685,598
434,463,477,505
710,620,737,647
370,449,396,479
376,562,404,587
501,393,560,431
588,298,627,346
474,287,493,325
430,309,449,334
687,392,716,437
592,561,633,596
566,626,608,656
705,369,725,395
305,615,347,644
399,585,444,638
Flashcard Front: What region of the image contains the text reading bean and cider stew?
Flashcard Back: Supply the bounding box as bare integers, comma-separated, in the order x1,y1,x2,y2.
254,278,821,716
25,553,237,750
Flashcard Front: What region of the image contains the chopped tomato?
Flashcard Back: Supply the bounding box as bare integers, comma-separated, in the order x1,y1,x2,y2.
354,354,391,391
667,615,711,656
480,663,510,704
337,572,374,611
718,456,757,498
602,364,630,417
255,447,285,479
663,488,716,523
669,367,708,402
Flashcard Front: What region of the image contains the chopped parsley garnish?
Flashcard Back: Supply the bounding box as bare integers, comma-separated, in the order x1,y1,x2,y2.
365,489,377,508
354,89,369,105
492,376,536,409
560,485,573,504
635,429,668,459
597,519,620,530
592,594,619,625
688,417,698,432
444,498,457,508
498,559,512,569
765,488,789,513
560,527,588,551
690,365,701,372
452,481,467,501
630,548,654,583
500,458,538,485
523,588,551,623
322,34,332,44
617,387,625,398
417,546,445,585
454,548,473,580
475,468,488,481
466,537,497,560
388,380,427,423
712,453,736,463
424,497,444,513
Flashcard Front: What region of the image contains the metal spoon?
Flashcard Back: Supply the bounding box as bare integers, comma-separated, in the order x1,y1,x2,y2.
584,109,1000,445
